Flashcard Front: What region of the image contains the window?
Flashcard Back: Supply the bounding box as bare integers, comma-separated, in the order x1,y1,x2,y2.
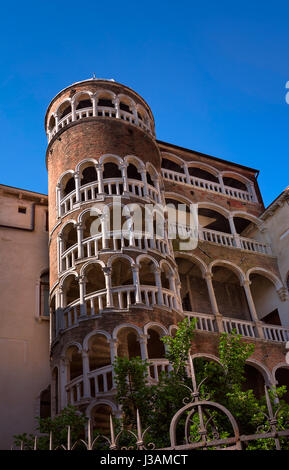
40,271,49,317
45,211,48,231
18,206,26,214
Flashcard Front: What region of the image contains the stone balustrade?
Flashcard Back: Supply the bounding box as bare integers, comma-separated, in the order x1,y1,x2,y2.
59,179,160,217
184,311,289,343
48,104,154,142
161,168,256,202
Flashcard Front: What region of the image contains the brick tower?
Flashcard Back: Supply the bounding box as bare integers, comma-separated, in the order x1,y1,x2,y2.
46,78,289,430
46,79,183,429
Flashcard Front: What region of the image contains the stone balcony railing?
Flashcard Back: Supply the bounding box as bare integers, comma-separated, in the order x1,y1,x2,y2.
65,358,170,406
66,364,114,405
59,178,160,217
184,311,289,343
199,227,272,255
169,224,272,256
161,168,256,203
48,105,154,143
60,230,172,274
55,285,178,336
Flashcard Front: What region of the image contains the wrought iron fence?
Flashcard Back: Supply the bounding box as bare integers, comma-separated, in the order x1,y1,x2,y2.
13,355,289,451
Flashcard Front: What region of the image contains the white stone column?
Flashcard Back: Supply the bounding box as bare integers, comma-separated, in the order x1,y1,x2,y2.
71,100,76,121
138,334,149,360
140,169,149,198
92,95,98,117
59,356,68,410
103,267,114,308
154,267,163,305
101,213,109,249
168,272,177,309
82,350,90,398
132,264,142,304
76,223,84,259
204,273,224,332
110,338,118,387
248,181,258,202
110,338,118,364
132,105,139,126
242,279,264,338
218,174,226,194
120,163,129,196
55,114,59,133
114,97,120,118
182,164,191,185
55,289,62,334
79,275,87,317
96,163,104,195
152,177,161,203
58,234,64,274
74,172,80,204
56,183,62,218
228,215,242,248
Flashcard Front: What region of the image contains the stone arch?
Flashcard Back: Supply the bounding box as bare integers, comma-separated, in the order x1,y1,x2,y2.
87,333,111,372
220,170,252,185
74,91,93,110
77,206,103,225
136,254,159,269
60,272,79,307
175,252,208,278
209,260,245,284
165,191,194,207
117,93,136,114
86,398,118,417
99,153,123,166
247,268,284,324
146,162,159,188
83,329,112,351
160,259,175,291
175,255,210,313
76,158,97,173
245,359,272,386
144,322,168,336
114,323,142,359
209,261,249,321
107,253,135,268
187,161,220,178
47,113,56,134
190,352,222,366
63,341,82,355
112,322,143,340
59,271,78,289
273,362,289,383
95,88,116,102
246,267,283,290
161,152,185,173
197,201,230,219
161,152,184,167
55,99,72,120
136,103,150,124
169,324,178,336
221,171,251,193
231,211,262,227
80,259,106,277
187,162,220,183
124,154,145,171
58,170,75,198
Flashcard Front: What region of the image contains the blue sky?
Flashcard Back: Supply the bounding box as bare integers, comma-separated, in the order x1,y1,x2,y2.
0,0,288,206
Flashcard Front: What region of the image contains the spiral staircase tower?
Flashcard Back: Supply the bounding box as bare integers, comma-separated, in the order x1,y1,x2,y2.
46,78,183,429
